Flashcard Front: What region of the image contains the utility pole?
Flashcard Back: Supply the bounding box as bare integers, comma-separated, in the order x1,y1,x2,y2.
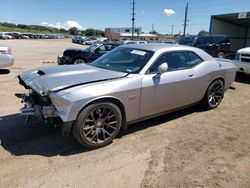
131,0,136,40
183,2,189,37
171,25,174,36
152,23,155,32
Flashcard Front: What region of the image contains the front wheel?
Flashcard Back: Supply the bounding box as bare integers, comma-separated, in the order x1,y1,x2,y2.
202,80,224,109
73,102,122,149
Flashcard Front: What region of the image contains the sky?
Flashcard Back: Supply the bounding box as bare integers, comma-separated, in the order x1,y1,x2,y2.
0,0,249,35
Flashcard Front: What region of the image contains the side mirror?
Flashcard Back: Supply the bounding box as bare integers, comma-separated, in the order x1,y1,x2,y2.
156,63,168,76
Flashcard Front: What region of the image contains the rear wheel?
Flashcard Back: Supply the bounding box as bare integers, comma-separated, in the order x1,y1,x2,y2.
73,58,85,64
202,80,224,109
73,102,122,149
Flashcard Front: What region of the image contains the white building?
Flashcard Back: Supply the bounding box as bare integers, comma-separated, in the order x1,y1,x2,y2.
105,27,158,41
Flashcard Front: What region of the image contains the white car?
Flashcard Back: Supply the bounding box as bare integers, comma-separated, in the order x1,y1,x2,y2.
84,40,97,45
0,46,15,68
123,40,148,45
0,32,13,39
234,47,250,74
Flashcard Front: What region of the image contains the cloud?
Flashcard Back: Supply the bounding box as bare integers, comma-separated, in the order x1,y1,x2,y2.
163,9,176,16
41,20,84,30
66,20,83,29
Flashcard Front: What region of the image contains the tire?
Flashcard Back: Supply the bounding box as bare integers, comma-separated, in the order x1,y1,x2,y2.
73,58,85,64
218,52,225,58
202,80,224,109
73,102,122,149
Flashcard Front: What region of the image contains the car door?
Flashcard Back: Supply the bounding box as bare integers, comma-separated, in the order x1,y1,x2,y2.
88,45,107,62
140,51,203,118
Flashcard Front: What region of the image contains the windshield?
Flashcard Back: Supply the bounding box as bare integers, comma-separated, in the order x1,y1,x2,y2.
84,43,101,52
90,47,154,74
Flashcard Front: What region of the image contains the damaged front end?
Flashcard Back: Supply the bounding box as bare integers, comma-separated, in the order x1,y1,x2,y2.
15,91,57,121
16,76,73,137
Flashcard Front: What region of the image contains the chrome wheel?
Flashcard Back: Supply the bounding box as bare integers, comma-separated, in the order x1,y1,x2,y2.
83,106,119,144
206,80,224,108
73,102,122,148
74,59,85,64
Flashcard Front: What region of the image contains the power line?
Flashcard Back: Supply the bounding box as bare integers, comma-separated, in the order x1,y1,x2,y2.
131,0,136,40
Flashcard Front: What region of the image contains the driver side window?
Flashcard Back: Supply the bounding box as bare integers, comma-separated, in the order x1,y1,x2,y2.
147,51,203,74
148,51,187,73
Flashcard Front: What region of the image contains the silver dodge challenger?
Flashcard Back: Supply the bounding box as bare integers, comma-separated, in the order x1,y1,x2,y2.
17,43,236,148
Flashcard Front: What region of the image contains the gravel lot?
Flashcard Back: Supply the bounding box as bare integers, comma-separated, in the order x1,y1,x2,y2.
0,39,250,188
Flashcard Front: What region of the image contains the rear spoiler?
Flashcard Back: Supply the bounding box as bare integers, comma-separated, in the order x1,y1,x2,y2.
214,58,233,63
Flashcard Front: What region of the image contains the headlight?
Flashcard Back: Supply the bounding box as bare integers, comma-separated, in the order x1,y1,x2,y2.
235,53,240,60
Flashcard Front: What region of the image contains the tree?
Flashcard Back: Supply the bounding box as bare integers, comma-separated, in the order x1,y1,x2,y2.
69,27,78,35
198,30,209,36
85,29,96,36
95,30,104,36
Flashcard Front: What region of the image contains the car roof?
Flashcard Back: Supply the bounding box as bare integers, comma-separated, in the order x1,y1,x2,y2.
120,43,214,61
121,43,197,52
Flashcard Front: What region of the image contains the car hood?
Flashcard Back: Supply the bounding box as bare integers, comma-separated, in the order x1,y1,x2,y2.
19,64,128,96
237,47,250,54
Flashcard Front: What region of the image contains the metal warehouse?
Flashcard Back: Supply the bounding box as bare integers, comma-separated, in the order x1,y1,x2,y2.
210,12,250,52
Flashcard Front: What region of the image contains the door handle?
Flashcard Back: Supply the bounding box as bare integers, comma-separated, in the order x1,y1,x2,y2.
188,74,194,77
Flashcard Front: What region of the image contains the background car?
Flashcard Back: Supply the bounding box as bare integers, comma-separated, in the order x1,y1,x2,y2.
234,47,250,74
178,36,196,46
123,40,148,44
161,39,177,44
58,42,121,65
0,46,14,68
83,39,97,45
178,35,231,58
17,43,236,149
72,36,88,44
0,32,13,39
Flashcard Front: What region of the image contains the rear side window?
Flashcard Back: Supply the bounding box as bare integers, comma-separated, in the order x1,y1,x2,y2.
211,36,229,44
186,51,203,68
179,37,195,45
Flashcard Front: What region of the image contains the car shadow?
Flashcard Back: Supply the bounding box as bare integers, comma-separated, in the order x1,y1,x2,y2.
0,105,204,157
235,73,250,84
0,69,10,75
0,114,87,157
118,105,205,137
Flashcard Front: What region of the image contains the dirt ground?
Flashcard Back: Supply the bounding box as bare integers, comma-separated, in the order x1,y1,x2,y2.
0,39,249,188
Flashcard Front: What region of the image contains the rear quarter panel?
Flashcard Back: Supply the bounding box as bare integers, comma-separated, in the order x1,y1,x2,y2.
193,59,236,101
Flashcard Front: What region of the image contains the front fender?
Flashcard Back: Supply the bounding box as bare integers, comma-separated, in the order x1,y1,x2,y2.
50,93,126,122
50,75,143,123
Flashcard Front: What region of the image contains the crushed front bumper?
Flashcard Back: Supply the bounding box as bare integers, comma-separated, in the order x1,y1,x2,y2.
16,93,74,136
16,93,58,118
